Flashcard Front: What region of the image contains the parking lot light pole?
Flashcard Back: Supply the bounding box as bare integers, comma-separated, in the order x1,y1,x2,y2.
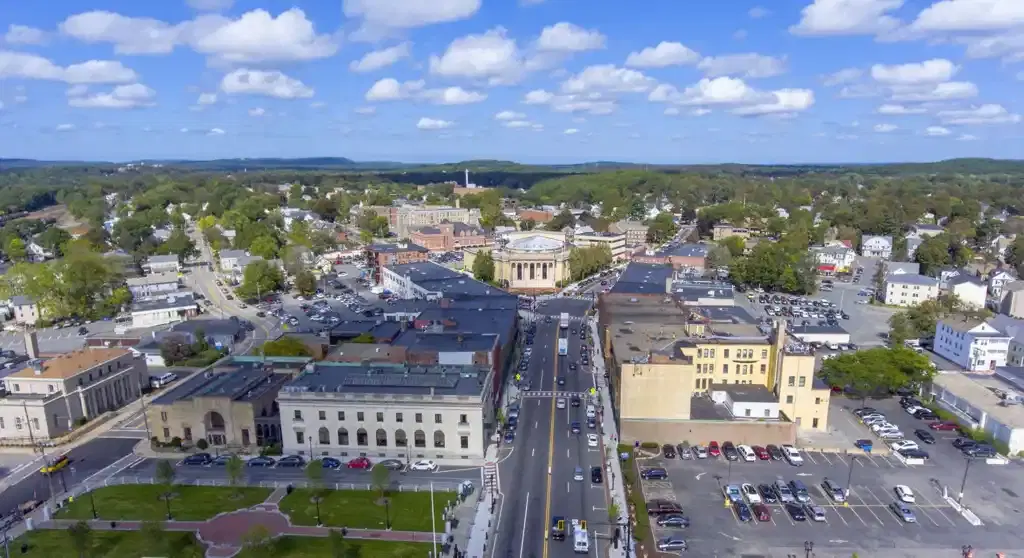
844,456,858,503
958,456,975,504
804,540,814,558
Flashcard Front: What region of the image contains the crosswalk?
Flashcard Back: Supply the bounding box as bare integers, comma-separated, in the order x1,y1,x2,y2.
520,391,588,399
482,461,498,496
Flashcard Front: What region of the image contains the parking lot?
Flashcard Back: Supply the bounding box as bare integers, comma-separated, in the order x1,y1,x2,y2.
0,320,117,354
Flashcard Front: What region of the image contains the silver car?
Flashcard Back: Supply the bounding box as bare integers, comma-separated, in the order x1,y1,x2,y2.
656,536,687,552
891,501,916,523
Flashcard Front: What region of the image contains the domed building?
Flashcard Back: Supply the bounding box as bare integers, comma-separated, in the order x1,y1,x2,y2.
464,231,571,293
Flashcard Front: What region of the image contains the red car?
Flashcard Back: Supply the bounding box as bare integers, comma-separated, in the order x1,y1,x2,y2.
708,441,721,457
347,457,373,469
752,446,770,460
929,421,959,431
752,503,772,522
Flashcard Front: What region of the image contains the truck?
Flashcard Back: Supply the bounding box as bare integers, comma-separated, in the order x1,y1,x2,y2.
560,312,569,329
571,519,589,553
558,338,568,356
551,516,566,541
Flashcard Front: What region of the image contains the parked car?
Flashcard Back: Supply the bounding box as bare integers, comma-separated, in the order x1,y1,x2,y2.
656,514,690,528
733,501,753,522
765,444,783,460
321,457,343,469
347,457,373,469
708,441,721,457
914,429,936,444
786,503,807,521
377,459,405,471
804,503,827,522
930,421,960,431
891,501,917,523
822,478,845,503
757,484,778,503
782,445,804,466
662,444,676,459
741,483,761,504
182,453,212,466
676,444,692,459
752,445,770,460
722,442,739,461
591,467,603,484
277,455,306,468
640,468,668,480
894,485,916,503
247,456,275,468
656,536,687,552
410,460,438,471
646,499,684,516
693,445,708,459
752,503,772,522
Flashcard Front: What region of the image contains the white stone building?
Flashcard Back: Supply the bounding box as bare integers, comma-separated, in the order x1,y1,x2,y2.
860,235,893,259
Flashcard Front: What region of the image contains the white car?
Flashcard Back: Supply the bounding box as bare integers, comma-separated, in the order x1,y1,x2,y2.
409,460,438,471
737,445,756,462
587,434,599,448
693,445,708,459
894,485,916,503
904,405,925,415
878,430,905,440
871,422,898,432
782,445,804,466
889,440,919,452
556,398,567,409
741,483,761,504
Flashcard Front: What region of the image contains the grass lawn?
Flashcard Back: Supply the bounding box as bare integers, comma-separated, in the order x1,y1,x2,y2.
236,536,433,558
15,528,203,558
279,488,453,532
59,485,272,522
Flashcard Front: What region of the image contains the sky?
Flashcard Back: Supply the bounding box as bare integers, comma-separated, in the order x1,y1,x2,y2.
0,0,1023,164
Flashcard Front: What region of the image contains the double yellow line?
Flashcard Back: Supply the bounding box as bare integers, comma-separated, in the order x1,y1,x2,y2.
541,325,560,558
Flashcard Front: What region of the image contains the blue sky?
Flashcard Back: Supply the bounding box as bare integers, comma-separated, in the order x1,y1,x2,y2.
1,0,1022,164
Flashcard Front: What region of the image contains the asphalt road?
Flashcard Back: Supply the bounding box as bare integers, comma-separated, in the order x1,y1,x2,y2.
0,437,138,516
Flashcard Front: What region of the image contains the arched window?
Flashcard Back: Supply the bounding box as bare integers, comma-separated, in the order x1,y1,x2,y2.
375,428,388,447
395,429,408,447
516,263,522,281
542,263,548,280
414,430,426,448
356,428,368,446
529,263,535,280
318,427,330,445
433,430,446,448
337,428,349,446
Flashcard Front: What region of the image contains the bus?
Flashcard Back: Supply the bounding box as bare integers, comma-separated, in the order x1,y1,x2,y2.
560,312,569,329
558,338,568,356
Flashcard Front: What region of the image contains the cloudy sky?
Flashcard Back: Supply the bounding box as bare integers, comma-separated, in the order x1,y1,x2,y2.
0,0,1022,164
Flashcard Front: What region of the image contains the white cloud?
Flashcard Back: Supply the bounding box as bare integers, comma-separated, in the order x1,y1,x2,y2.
691,108,712,116
561,64,656,94
364,78,425,101
937,104,1021,125
523,90,554,105
698,53,787,78
55,123,75,132
521,89,615,115
535,22,605,52
5,25,47,45
564,128,579,134
220,69,314,99
909,0,1024,33
59,8,338,63
961,32,1024,62
889,81,977,102
187,0,234,11
673,77,760,105
354,106,376,114
495,110,525,120
503,120,532,128
197,92,218,105
624,41,700,68
248,107,265,116
421,86,487,105
874,123,898,132
66,85,89,97
958,133,979,141
68,83,156,108
877,103,927,114
822,67,863,86
349,43,411,72
731,89,815,116
749,6,771,18
664,107,680,116
208,127,226,135
924,125,952,136
790,0,904,36
0,51,138,84
649,77,814,117
870,59,957,85
417,117,454,130
429,27,525,84
344,0,480,37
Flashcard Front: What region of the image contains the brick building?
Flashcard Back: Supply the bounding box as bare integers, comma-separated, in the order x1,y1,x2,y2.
410,223,488,251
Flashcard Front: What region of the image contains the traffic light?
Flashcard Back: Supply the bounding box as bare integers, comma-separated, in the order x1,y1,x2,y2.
580,520,587,530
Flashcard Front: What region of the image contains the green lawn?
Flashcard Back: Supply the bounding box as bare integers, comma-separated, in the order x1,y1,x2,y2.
236,536,433,558
59,485,272,521
279,488,453,532
15,528,203,558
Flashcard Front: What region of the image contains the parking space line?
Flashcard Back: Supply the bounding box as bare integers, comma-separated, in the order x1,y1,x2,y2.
843,501,869,526
774,503,795,526
862,485,902,527
804,452,817,465
861,453,880,467
826,501,849,525
916,488,957,526
818,452,833,466
849,490,885,526
832,453,846,465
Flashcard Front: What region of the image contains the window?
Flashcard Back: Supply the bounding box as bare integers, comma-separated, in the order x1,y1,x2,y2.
338,428,349,445
435,413,442,424
47,385,54,393
184,427,192,441
815,398,821,405
433,430,446,448
722,364,728,374
162,427,170,439
32,418,39,429
459,414,468,424
786,395,793,404
760,364,767,374
12,384,18,392
375,428,388,447
294,410,303,420
762,349,768,358
338,411,345,421
414,430,426,448
744,408,751,417
461,435,469,449
296,431,305,444
161,412,168,422
764,409,771,417
357,412,365,421
318,410,326,420
812,418,819,428
396,412,404,423
415,413,423,423
723,349,730,358
787,376,795,387
0,417,4,428
799,376,806,388
376,412,384,422
319,427,329,445
356,428,368,446
695,378,700,390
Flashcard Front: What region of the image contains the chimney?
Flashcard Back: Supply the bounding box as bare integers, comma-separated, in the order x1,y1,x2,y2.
24,331,39,359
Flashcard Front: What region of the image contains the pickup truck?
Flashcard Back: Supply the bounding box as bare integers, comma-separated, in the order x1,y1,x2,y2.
551,516,566,541
19,500,42,515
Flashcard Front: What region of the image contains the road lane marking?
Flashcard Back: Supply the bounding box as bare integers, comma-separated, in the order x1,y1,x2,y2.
541,328,559,558
819,452,833,465
804,452,817,465
518,491,530,558
916,488,957,526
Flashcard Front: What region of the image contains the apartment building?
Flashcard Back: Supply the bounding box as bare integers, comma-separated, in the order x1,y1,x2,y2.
409,223,487,251
609,221,649,248
364,242,429,283
883,273,939,307
126,272,180,299
711,223,751,242
861,235,894,259
934,317,1010,372
145,255,181,274
377,206,482,238
573,231,627,260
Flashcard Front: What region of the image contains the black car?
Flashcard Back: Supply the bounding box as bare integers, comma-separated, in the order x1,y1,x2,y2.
914,429,936,444
914,409,939,421
656,514,690,528
591,466,603,484
646,499,683,515
722,442,739,461
321,457,343,469
757,484,778,503
77,326,89,335
571,396,581,407
765,444,783,460
786,503,807,521
901,397,923,409
571,422,581,434
662,444,676,459
557,377,565,386
733,501,753,522
569,363,577,371
640,468,668,480
247,456,276,467
952,437,977,450
277,455,305,468
182,453,212,466
964,444,996,458
900,448,930,460
210,455,232,466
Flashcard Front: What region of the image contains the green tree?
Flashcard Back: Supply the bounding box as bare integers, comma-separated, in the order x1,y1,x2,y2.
67,520,93,558
38,227,73,257
328,529,347,558
914,233,972,276
241,525,274,558
237,260,284,300
164,229,199,264
226,455,245,498
546,209,575,231
371,464,393,529
260,336,314,357
819,347,935,400
249,235,280,260
295,270,317,297
568,245,613,282
520,219,537,231
719,236,746,257
156,459,176,519
306,459,326,526
197,215,217,231
359,230,373,245
646,213,677,244
5,237,26,262
472,250,496,283
705,244,732,270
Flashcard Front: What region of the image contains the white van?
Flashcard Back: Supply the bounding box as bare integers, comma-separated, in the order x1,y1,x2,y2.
737,445,756,462
585,405,596,419
150,372,178,389
571,520,589,553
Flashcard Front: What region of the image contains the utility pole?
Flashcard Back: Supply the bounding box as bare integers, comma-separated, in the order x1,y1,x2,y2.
24,403,54,501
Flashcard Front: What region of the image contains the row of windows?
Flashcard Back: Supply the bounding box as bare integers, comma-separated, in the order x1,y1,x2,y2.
786,376,808,387
295,427,471,450
697,348,769,360
294,410,470,425
0,416,40,430
695,363,768,374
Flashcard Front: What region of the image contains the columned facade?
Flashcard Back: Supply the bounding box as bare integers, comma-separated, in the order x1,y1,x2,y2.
465,231,571,293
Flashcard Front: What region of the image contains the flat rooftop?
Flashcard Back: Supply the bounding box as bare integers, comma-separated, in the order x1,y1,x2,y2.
281,362,491,398
610,263,672,295
601,295,690,362
386,261,463,282
932,371,1024,429
152,357,310,405
7,348,130,380
712,383,777,403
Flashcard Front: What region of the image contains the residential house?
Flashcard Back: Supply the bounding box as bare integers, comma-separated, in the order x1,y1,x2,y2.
906,237,924,260
990,270,1017,298
609,221,650,248
910,224,945,238
25,241,52,262
883,261,921,276
810,245,855,273
130,292,199,329
711,223,751,242
126,272,180,299
937,267,964,290
999,281,1024,319
860,235,893,259
145,255,181,274
883,274,939,307
219,250,247,272
11,296,40,325
991,234,1016,261
152,227,173,242
946,274,987,309
281,208,315,231
934,317,1010,372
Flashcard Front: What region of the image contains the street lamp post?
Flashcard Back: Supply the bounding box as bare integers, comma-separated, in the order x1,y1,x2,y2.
844,456,858,500
958,456,975,504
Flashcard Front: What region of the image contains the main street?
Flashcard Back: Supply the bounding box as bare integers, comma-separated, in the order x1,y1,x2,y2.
494,301,606,558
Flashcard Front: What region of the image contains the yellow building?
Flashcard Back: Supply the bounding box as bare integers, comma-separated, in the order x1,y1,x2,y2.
598,294,830,445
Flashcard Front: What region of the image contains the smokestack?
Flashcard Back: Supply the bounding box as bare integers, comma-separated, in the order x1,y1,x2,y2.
464,169,469,187
24,331,39,359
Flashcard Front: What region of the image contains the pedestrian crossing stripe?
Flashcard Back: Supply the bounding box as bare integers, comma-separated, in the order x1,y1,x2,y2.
521,391,586,398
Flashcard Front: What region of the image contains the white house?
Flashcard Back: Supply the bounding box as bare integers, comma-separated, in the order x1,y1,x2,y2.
145,255,181,275
126,272,180,299
883,273,939,307
906,237,924,259
990,315,1024,366
860,235,893,259
883,261,920,276
26,241,52,262
910,224,945,238
810,245,855,272
989,270,1017,298
934,317,1010,372
130,293,199,329
946,274,987,309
